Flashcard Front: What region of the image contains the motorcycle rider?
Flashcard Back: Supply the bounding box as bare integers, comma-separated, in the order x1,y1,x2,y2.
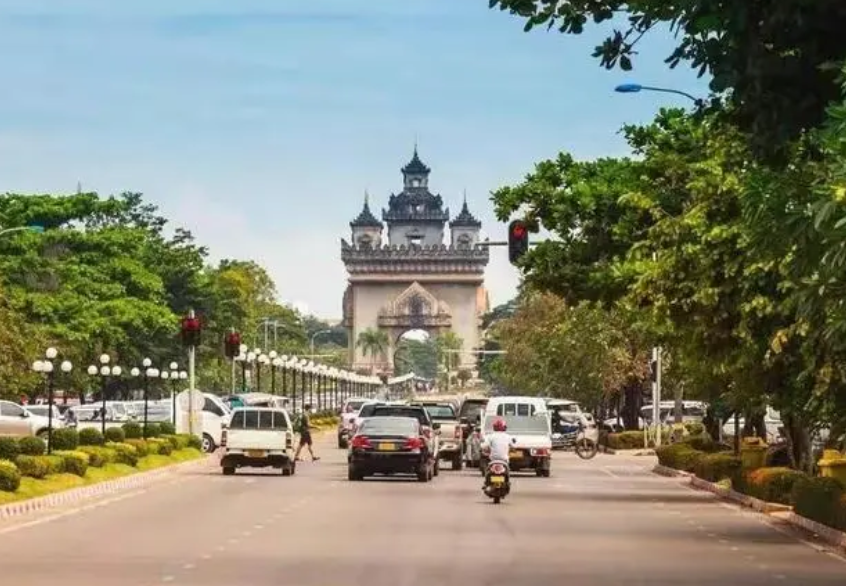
481,417,513,488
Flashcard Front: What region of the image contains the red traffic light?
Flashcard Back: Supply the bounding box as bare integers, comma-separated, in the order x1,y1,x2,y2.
225,332,241,345
511,223,527,238
181,316,201,331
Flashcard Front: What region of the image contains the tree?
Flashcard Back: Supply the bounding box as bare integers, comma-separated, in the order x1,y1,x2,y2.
488,0,846,157
394,338,439,379
434,331,463,389
356,328,389,374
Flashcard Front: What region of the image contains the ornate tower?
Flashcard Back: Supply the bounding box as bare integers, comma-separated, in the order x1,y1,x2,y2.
341,149,490,376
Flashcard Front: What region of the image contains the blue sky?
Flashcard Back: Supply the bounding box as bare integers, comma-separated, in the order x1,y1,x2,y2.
0,0,709,317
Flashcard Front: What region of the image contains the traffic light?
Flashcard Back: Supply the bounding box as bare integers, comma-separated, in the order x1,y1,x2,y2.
508,220,529,264
224,331,241,358
180,315,202,347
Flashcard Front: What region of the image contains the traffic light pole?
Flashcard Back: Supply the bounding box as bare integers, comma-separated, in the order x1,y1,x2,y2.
652,346,663,448
187,309,197,436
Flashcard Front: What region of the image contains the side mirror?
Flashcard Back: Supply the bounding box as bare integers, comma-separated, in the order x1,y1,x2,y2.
432,422,441,430
511,437,517,444
221,422,229,430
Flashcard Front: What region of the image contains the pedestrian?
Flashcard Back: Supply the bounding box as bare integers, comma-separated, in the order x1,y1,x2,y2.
294,404,320,462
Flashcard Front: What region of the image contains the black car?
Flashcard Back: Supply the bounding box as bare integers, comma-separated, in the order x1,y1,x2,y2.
348,416,434,482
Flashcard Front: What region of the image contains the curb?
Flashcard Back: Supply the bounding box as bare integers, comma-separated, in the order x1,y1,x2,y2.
0,454,213,521
773,511,846,552
687,475,791,514
602,446,656,456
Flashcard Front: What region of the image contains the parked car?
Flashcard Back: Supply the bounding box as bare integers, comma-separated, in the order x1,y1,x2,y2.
0,400,53,437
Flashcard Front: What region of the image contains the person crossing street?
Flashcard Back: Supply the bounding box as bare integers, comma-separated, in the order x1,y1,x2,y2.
294,403,320,462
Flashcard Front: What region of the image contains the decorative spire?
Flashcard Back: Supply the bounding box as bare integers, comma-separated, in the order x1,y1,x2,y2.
402,146,430,176
450,193,482,228
350,191,383,228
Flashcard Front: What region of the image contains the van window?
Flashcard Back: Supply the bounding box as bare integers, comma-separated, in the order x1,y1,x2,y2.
496,403,534,417
229,410,288,430
204,397,226,417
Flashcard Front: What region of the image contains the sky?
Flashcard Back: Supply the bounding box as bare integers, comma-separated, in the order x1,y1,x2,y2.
0,0,709,318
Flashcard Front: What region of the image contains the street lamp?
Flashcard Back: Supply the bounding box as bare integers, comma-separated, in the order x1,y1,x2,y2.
32,347,72,454
257,352,269,392
614,83,699,103
87,353,120,436
270,351,281,394
310,329,332,358
131,357,155,437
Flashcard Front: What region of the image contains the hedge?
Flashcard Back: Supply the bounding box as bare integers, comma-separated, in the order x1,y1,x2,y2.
52,450,90,477
0,459,21,491
122,422,142,439
50,428,79,450
123,438,149,457
694,453,743,485
18,436,46,455
79,428,104,446
792,476,846,531
145,423,162,437
147,438,173,456
0,437,20,461
77,445,116,467
158,422,176,435
105,442,139,466
656,443,706,472
743,467,807,505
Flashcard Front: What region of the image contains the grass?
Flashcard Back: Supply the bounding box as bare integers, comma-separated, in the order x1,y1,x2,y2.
0,448,205,505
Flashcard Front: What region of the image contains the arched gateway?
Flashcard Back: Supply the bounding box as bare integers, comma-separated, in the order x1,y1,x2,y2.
341,149,490,376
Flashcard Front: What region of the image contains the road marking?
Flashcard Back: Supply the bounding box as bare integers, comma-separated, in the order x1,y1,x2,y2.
254,524,264,529
201,554,211,560
242,530,252,537
601,468,619,479
215,546,225,552
227,538,239,544
774,575,786,580
730,547,739,551
162,576,175,582
244,479,256,484
719,539,729,544
182,563,195,570
707,533,717,538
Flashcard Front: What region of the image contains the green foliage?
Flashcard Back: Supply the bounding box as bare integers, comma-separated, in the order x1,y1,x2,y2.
694,453,743,485
0,459,22,492
161,434,189,450
182,434,203,451
78,428,104,446
123,439,150,457
147,438,173,456
144,423,161,438
157,421,176,435
105,442,139,466
487,0,846,157
77,446,116,467
121,422,142,439
357,328,389,374
606,431,646,450
744,467,808,505
394,337,438,379
15,455,54,478
104,427,126,443
49,428,79,450
792,476,846,531
17,436,46,456
655,444,705,472
0,437,20,461
52,450,89,477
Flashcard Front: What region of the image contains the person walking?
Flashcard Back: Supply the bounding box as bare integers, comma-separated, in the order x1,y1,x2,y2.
294,404,320,462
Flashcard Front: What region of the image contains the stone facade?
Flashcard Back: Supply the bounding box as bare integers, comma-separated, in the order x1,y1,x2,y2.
342,149,489,375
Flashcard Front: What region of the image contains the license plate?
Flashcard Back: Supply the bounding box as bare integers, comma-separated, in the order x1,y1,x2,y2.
377,443,395,451
490,476,505,483
509,450,522,458
246,450,266,458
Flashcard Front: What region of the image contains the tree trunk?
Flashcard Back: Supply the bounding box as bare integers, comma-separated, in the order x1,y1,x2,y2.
783,412,811,471
622,379,643,430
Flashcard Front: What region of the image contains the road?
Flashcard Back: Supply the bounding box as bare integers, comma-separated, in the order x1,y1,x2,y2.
0,435,844,585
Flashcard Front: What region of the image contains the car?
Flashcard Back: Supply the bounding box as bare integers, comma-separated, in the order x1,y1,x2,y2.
458,396,488,466
0,401,53,437
349,401,387,436
337,397,370,448
479,411,552,477
347,416,435,482
220,407,296,476
365,404,441,474
409,401,464,470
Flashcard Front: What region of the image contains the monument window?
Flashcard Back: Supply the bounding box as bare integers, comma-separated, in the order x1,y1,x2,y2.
407,234,423,247
357,235,373,249
411,178,421,187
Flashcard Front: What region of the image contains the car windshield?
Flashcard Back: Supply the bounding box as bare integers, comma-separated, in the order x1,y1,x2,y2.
359,417,417,436
485,415,549,435
420,405,455,420
459,400,486,419
371,407,427,424
345,400,366,413
358,403,386,417
229,410,287,430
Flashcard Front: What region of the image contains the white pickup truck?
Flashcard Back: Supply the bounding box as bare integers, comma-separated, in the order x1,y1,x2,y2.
220,407,296,476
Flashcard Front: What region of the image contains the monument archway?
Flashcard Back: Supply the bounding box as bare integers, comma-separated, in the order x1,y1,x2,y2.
341,149,489,375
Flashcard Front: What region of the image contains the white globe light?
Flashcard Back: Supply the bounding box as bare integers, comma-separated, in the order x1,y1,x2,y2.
269,350,278,359
247,352,256,361
130,367,141,377
179,371,188,380
142,357,152,367
307,360,315,368
161,371,169,379
253,348,262,355
100,365,110,376
87,365,98,375
111,366,122,376
239,343,248,353
148,368,159,377
60,360,73,373
169,362,178,371
281,355,289,362
42,361,54,373
32,360,44,372
99,354,110,365
45,347,58,359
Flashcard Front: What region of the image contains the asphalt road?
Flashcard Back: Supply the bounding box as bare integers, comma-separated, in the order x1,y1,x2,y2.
1,435,844,585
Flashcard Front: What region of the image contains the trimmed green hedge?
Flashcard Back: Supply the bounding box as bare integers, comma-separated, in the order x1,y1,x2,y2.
79,428,104,446
0,459,21,491
792,476,846,531
18,436,46,455
105,442,139,466
50,428,79,450
0,437,20,461
656,443,706,472
122,422,142,439
52,450,89,477
77,445,116,467
744,467,807,505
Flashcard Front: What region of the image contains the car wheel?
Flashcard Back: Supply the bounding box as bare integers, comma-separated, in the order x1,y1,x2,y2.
222,466,236,476
452,454,463,471
536,468,550,478
36,429,49,440
433,459,440,476
338,437,348,449
202,433,216,453
417,463,429,482
348,466,362,481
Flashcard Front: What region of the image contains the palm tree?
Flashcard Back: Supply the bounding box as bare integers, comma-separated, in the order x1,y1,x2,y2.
356,328,389,374
435,331,463,390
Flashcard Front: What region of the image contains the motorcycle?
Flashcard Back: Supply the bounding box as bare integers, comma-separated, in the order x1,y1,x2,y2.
554,420,598,460
482,460,510,504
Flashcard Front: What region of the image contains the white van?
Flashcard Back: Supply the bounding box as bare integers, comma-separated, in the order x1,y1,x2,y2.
174,392,231,453
485,396,549,419
482,396,552,477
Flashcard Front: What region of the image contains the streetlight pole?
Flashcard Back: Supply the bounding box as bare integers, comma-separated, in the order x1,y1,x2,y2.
270,351,280,394
310,329,332,359
257,351,269,392
614,83,699,104
131,359,157,438
32,347,72,454
87,354,120,437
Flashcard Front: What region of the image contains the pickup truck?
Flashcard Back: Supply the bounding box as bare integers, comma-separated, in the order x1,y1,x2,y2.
220,407,296,476
410,401,464,470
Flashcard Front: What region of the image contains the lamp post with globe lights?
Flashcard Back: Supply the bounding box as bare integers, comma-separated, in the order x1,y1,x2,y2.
305,360,316,406
269,351,281,394
130,358,156,437
234,344,250,393
87,354,121,436
32,347,72,454
256,351,269,392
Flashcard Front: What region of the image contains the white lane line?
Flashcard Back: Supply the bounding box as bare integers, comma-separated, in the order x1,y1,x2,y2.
201,554,212,560
773,575,787,580
244,479,256,484
601,468,619,479
254,524,264,530
730,547,739,552
215,546,225,552
182,563,195,570
227,538,239,545
162,576,175,583
242,530,252,537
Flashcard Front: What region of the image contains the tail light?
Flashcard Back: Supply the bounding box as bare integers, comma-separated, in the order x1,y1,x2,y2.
286,436,293,449
404,437,424,450
531,448,550,457
490,462,507,474
220,429,228,448
454,426,462,439
351,435,372,449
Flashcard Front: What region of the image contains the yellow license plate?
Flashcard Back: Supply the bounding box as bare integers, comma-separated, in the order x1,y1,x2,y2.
246,450,266,458
377,443,395,451
509,450,522,458
490,476,505,483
